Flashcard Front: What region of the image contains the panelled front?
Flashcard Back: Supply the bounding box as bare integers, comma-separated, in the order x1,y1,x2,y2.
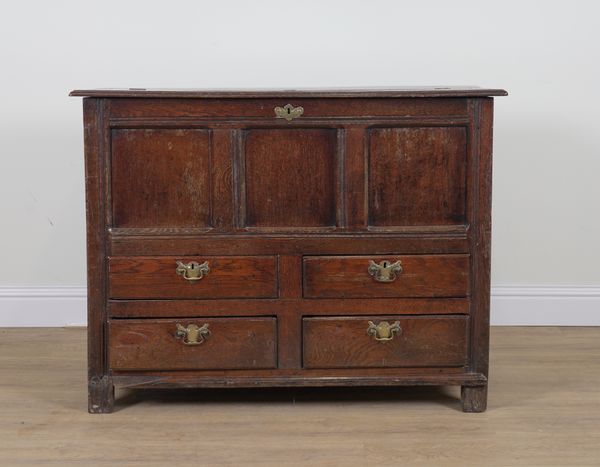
105,97,474,373
107,100,472,234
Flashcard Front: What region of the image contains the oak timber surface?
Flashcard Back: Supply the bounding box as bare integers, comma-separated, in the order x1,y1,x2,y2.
69,86,508,98
1,327,598,466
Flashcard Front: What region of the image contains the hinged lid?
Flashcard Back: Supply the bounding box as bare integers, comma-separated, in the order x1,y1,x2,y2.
69,86,508,98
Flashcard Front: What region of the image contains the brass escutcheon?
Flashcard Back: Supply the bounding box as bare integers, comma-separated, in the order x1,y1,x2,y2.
176,261,210,281
368,260,402,282
274,104,304,121
367,321,401,341
175,323,210,345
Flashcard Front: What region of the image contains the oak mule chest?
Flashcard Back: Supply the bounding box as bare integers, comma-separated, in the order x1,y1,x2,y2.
71,87,506,413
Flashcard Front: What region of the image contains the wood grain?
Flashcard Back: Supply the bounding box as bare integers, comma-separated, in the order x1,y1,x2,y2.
303,315,468,369
108,297,470,318
210,129,234,230
70,87,508,98
344,127,368,228
109,234,470,256
109,318,277,371
470,98,494,378
82,98,113,413
111,366,474,380
303,255,470,298
368,127,467,226
243,129,337,228
108,256,278,299
461,385,488,412
111,129,211,228
103,97,473,119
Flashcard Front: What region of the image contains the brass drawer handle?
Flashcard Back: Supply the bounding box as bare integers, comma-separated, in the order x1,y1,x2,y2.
367,321,401,341
368,260,402,282
274,104,304,121
176,323,210,345
176,261,210,281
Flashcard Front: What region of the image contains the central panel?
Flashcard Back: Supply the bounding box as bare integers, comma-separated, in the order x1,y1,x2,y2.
243,129,338,228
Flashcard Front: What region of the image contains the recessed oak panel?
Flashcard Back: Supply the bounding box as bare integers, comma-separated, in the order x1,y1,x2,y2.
111,129,211,228
368,127,467,226
244,129,337,228
303,315,468,369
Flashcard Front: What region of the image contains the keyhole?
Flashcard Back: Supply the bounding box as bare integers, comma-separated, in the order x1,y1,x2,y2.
382,261,389,268
287,107,291,114
190,263,195,270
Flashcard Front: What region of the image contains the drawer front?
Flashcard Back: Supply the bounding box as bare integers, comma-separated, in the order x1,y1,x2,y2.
303,315,468,369
303,255,469,298
109,317,277,370
109,256,278,299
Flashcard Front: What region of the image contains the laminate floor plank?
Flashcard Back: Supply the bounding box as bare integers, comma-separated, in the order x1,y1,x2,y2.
1,327,599,466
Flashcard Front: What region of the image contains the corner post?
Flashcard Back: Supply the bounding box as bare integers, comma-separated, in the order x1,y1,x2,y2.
83,97,113,413
463,98,494,412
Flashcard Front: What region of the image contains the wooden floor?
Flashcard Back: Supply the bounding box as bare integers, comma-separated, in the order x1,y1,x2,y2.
1,327,599,466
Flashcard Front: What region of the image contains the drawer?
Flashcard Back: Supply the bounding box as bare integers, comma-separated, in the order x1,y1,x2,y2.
109,256,278,299
303,315,468,369
109,317,277,370
303,255,469,298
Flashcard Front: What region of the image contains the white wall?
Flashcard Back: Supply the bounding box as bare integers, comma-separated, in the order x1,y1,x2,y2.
1,0,599,325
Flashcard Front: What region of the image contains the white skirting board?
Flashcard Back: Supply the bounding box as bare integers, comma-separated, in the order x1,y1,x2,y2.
490,285,600,325
0,287,87,327
0,285,599,327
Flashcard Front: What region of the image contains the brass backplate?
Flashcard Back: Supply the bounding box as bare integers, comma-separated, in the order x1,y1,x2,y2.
274,104,304,121
175,323,210,345
368,260,402,282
